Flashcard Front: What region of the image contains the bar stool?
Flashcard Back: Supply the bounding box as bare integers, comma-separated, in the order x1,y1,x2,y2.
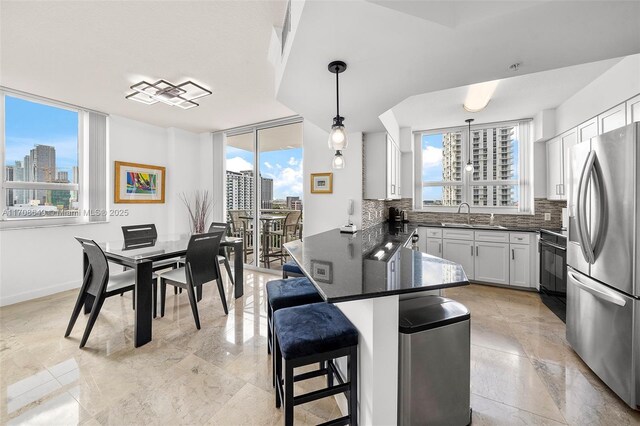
274,302,358,426
266,277,323,355
282,260,305,279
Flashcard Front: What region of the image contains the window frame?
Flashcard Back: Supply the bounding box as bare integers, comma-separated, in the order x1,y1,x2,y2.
414,119,533,214
0,91,85,228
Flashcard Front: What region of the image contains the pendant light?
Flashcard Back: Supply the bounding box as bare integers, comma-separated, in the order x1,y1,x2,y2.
332,150,345,169
465,118,474,173
328,61,348,170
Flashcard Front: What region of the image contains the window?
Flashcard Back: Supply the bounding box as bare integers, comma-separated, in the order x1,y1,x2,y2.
416,120,532,213
2,95,79,221
1,91,107,226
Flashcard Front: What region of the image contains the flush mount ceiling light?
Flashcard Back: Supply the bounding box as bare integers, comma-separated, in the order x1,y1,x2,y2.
327,60,348,169
463,80,499,113
465,118,475,173
126,79,212,110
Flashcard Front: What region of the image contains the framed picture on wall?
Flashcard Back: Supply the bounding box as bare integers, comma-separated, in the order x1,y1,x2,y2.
310,172,333,194
311,260,333,284
114,161,165,203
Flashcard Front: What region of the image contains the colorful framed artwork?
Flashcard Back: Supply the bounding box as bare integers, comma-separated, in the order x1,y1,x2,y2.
310,172,333,194
114,161,165,203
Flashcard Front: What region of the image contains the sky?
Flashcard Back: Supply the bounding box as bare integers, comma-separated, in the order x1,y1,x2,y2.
4,96,78,176
226,145,303,200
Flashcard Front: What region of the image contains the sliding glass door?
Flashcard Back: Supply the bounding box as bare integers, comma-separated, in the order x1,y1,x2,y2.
225,118,303,271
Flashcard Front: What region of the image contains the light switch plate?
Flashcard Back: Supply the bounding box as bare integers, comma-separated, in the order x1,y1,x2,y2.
544,213,551,221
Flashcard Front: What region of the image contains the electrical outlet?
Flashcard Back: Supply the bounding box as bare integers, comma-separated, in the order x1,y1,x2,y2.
544,213,551,221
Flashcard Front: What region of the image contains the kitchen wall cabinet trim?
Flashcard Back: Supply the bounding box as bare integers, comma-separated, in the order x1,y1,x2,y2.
364,132,401,200
627,94,640,124
598,103,627,134
577,117,598,143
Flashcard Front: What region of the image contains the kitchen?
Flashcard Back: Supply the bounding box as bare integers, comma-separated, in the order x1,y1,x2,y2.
2,1,640,425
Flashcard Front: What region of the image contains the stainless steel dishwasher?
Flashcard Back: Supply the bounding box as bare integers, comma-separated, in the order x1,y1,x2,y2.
398,296,471,426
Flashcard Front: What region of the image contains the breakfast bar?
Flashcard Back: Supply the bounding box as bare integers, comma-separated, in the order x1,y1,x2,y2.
284,223,469,424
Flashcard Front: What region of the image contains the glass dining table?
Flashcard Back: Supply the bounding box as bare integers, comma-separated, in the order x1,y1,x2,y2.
95,234,244,347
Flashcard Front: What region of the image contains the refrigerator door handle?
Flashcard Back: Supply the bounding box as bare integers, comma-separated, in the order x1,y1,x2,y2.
590,159,607,262
568,270,627,307
577,151,596,264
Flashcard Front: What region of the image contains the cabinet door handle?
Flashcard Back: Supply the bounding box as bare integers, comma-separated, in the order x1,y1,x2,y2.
559,184,564,195
439,243,442,254
476,246,479,256
471,245,474,256
391,184,395,194
555,184,559,195
512,249,515,260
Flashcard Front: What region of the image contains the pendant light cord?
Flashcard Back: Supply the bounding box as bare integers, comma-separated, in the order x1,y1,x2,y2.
336,71,340,119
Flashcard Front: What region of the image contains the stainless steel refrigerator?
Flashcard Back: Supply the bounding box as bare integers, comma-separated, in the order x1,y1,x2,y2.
566,122,640,410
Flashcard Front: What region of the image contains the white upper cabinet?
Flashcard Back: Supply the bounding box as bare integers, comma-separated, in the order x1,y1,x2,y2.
546,136,564,200
577,117,598,143
627,94,640,124
364,132,401,200
598,103,627,134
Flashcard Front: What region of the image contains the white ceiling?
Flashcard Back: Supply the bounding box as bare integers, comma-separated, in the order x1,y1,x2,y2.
277,0,640,133
0,1,294,133
227,121,303,152
391,57,622,131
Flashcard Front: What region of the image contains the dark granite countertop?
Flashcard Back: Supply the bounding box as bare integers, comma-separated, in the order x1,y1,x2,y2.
409,222,542,233
283,223,469,303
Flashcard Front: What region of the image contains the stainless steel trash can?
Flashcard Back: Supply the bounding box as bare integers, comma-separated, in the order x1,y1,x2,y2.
398,296,471,426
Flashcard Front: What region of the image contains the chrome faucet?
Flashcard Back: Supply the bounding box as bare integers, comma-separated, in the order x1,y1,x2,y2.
457,203,471,224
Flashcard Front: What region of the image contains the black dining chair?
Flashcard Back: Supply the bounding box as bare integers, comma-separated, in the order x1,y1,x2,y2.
208,222,235,286
159,231,227,329
64,237,157,348
122,224,183,303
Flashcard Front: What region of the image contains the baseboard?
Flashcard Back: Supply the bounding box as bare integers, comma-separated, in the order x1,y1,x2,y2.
0,279,81,307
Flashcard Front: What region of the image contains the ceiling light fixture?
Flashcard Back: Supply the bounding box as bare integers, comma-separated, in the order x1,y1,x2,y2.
463,80,499,113
328,60,348,169
465,118,474,173
126,79,212,110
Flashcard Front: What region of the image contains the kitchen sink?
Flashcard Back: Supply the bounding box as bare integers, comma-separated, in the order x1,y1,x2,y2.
441,223,506,229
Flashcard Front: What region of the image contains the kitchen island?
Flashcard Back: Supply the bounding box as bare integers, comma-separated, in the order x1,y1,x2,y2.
284,223,469,425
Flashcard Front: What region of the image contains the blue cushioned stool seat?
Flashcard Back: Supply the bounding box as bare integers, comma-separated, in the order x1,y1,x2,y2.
266,277,321,311
274,302,358,360
273,302,359,425
282,260,304,278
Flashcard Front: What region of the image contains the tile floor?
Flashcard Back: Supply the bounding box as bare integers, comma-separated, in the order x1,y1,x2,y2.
1,271,639,425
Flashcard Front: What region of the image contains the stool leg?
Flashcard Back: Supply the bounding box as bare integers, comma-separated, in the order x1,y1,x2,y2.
327,360,334,388
284,359,294,426
275,334,282,408
349,346,358,426
267,304,272,355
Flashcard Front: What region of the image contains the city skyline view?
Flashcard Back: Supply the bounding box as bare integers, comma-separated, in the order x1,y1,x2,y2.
226,145,303,201
4,96,78,177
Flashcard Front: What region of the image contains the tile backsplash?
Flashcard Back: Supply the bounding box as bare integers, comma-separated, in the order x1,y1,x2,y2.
384,198,566,229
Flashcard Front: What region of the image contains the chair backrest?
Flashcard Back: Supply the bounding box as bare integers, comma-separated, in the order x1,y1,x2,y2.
284,211,302,228
185,230,224,287
208,221,230,235
228,211,245,232
75,237,109,296
122,224,158,242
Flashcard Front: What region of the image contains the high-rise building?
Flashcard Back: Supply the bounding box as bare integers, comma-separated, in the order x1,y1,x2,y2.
226,170,254,212
22,145,56,205
261,176,273,209
57,171,69,182
439,127,516,207
5,166,14,207
442,132,463,205
286,196,302,210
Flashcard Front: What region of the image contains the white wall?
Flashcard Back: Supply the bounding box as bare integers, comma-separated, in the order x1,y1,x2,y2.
303,121,362,237
0,115,214,306
555,54,640,134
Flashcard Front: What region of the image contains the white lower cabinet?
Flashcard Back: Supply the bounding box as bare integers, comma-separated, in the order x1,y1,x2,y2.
443,239,475,280
474,242,509,285
426,239,442,257
510,243,531,287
